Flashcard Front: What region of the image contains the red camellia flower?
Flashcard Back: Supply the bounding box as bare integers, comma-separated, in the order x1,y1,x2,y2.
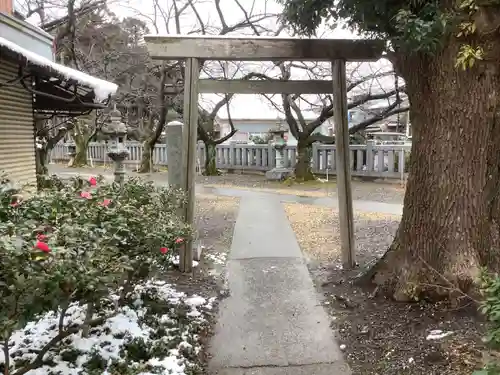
89,176,97,186
175,238,184,244
35,241,50,253
10,201,19,207
80,191,92,199
36,233,48,241
160,247,169,254
99,198,112,207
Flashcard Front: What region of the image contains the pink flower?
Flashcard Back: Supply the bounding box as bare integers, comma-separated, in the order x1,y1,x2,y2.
80,191,92,199
160,247,169,254
175,238,184,244
35,241,50,253
89,176,97,186
36,233,48,241
99,199,112,207
10,201,19,207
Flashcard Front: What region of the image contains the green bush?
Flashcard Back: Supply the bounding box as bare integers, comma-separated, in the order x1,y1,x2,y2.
0,174,191,374
474,271,500,374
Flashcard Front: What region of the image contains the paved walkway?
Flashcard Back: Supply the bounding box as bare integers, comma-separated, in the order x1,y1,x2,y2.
208,195,351,375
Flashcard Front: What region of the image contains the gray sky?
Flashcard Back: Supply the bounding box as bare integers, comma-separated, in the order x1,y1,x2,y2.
112,0,396,120
19,0,400,120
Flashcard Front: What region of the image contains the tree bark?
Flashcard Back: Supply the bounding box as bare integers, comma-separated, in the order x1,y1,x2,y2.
138,141,153,173
294,141,315,181
204,142,219,176
368,39,500,302
71,136,89,167
35,147,49,176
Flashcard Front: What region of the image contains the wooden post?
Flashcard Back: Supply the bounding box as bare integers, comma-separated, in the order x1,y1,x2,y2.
332,59,356,269
180,57,199,273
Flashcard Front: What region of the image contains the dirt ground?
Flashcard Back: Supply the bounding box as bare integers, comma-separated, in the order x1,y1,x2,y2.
48,164,405,204
284,203,487,375
161,193,239,372
199,173,406,204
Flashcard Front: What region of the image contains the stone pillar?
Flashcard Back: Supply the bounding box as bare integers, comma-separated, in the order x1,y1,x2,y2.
366,139,376,172
166,121,183,189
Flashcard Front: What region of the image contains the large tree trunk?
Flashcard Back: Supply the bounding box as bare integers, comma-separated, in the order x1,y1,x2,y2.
368,39,500,302
35,147,49,176
204,142,219,176
72,137,89,167
138,141,153,173
294,141,315,181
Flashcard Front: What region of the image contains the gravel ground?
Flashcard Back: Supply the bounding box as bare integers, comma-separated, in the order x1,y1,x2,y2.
200,174,405,204
163,193,239,294
283,203,487,375
48,164,405,204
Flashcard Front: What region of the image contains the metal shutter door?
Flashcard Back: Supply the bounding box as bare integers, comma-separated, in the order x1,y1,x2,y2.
0,57,37,186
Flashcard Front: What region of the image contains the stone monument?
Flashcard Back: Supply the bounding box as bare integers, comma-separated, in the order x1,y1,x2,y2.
165,120,183,189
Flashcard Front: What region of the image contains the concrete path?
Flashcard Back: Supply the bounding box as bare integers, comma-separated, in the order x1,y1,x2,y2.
208,196,351,375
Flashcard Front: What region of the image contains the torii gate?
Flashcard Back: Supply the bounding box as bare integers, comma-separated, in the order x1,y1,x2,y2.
144,35,384,272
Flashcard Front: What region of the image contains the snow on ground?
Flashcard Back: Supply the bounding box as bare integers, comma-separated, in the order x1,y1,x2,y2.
0,280,216,375
204,252,227,265
426,329,453,340
171,255,199,268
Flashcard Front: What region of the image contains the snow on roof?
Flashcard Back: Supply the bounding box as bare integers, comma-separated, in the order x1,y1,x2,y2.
0,36,118,102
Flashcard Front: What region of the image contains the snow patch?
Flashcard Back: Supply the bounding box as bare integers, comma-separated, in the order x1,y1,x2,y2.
0,36,118,102
172,254,199,268
0,280,214,375
205,252,227,265
426,329,453,340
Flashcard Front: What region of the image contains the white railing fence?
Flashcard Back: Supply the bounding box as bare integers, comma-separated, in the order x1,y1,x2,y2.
51,142,411,179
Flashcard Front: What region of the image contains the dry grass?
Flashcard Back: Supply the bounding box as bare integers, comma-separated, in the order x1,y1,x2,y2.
283,203,401,265
203,183,331,198
203,177,405,204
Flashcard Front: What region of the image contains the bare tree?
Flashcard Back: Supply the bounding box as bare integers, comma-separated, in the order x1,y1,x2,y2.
128,0,280,173
15,0,112,173
255,61,408,180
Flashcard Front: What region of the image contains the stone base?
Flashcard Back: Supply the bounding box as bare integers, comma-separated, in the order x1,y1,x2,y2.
193,241,204,261
265,168,293,181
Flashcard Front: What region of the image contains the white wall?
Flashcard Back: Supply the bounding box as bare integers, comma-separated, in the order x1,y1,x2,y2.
218,117,331,145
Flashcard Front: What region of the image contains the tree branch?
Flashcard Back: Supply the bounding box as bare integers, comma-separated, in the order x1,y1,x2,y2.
209,93,234,121
348,106,409,134
41,0,105,33
347,71,396,92
233,0,261,35
215,0,229,32
308,133,335,144
214,95,238,144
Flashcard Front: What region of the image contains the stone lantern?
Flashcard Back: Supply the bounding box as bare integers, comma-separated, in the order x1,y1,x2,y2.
265,122,293,181
102,105,129,185
66,142,77,167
